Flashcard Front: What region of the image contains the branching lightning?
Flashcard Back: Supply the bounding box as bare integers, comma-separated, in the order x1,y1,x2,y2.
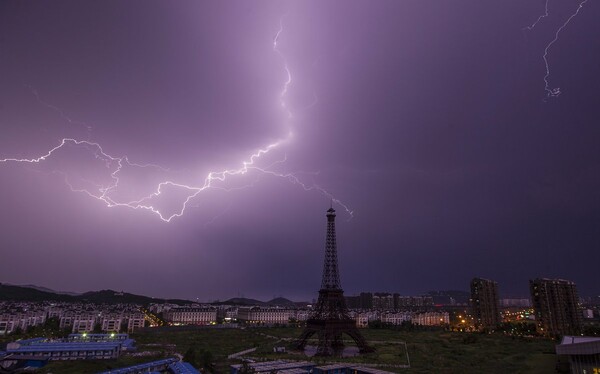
27,85,94,139
524,0,589,97
0,14,354,222
523,0,549,31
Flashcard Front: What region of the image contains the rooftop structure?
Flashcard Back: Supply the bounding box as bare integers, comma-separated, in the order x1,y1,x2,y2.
68,333,129,341
6,341,122,360
230,361,397,374
230,360,314,374
168,361,201,374
2,334,135,364
97,357,180,373
555,336,600,374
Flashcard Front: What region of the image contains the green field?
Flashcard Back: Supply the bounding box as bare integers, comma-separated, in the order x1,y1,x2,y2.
32,326,560,374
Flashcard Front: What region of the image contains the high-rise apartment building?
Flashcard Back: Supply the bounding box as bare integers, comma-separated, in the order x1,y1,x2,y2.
530,278,581,336
373,293,394,310
470,277,500,330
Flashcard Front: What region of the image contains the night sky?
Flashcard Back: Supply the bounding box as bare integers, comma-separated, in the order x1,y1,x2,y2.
1,1,599,301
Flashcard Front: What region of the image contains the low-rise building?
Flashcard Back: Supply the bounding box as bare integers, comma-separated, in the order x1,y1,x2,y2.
499,299,531,308
72,315,96,333
5,338,123,361
237,307,294,325
412,312,449,326
164,307,217,325
294,310,310,321
394,296,434,308
372,293,394,311
0,311,47,334
126,313,146,332
355,313,369,328
101,315,123,333
380,312,412,325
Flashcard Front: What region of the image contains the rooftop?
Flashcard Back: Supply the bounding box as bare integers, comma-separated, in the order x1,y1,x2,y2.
232,360,314,373
556,335,600,356
8,342,122,353
560,336,600,345
168,361,201,374
97,357,179,374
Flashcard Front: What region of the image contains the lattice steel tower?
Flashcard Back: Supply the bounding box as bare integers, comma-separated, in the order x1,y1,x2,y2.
295,207,373,356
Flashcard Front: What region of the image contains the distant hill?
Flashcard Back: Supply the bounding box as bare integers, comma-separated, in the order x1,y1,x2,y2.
267,297,295,306
0,283,191,305
76,289,191,305
217,297,266,306
0,283,304,307
7,283,81,296
0,283,75,302
212,296,301,307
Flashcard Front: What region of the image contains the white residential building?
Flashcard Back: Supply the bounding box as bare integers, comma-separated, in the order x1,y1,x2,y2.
237,307,295,325
164,307,217,325
412,312,449,326
381,312,412,325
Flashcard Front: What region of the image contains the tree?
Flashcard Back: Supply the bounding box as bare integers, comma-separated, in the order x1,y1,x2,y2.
44,317,60,330
200,350,215,373
93,322,103,334
120,320,129,333
183,346,198,366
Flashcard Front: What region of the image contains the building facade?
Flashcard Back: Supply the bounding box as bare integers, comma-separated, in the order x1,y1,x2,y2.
5,338,122,361
164,307,217,325
412,312,449,326
470,277,500,331
380,312,412,325
530,278,582,336
372,293,394,310
237,307,294,325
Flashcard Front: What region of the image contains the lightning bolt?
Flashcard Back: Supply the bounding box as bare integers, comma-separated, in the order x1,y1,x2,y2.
524,0,589,97
0,14,354,222
274,12,293,122
523,0,549,31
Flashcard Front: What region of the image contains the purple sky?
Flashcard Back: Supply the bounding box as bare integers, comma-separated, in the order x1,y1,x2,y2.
1,1,599,301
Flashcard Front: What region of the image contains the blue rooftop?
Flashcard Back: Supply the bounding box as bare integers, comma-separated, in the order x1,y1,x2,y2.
97,357,179,374
122,339,136,348
8,342,122,353
169,361,201,374
69,333,129,340
14,337,46,345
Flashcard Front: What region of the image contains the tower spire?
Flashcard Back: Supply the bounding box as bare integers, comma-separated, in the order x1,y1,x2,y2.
321,206,341,290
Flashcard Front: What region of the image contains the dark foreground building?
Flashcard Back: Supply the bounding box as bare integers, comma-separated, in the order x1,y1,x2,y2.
296,207,373,355
556,336,600,374
470,277,500,331
530,278,581,336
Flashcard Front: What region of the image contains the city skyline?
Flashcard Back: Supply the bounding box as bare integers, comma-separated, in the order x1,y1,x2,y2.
1,1,599,301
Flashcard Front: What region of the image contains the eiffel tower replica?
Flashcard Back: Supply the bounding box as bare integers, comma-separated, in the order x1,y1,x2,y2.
295,206,373,356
